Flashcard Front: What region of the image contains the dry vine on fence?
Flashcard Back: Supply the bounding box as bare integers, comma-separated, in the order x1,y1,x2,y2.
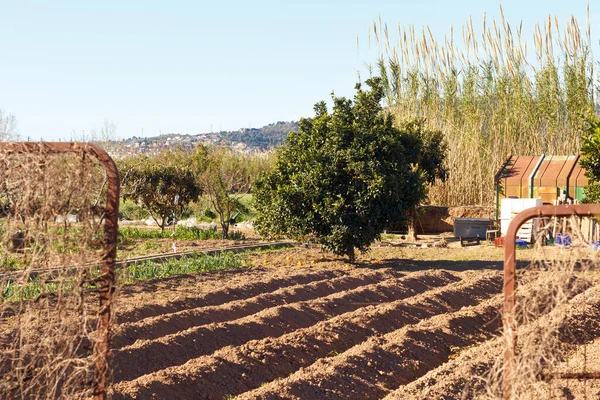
480,215,600,399
0,143,119,400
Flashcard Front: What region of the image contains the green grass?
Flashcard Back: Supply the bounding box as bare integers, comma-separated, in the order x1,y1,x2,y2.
120,199,150,220
0,255,24,271
140,240,162,251
2,278,77,303
233,193,255,222
119,226,245,240
1,252,246,302
241,244,292,256
0,225,104,256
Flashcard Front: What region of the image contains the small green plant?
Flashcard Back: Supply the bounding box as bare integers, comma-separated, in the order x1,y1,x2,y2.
140,240,162,250
120,199,150,220
1,252,247,302
2,277,79,303
0,255,23,271
121,252,245,283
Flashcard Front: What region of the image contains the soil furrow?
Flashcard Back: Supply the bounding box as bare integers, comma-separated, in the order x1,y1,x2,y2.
385,283,600,400
115,268,344,323
110,270,499,399
111,270,461,383
243,303,503,399
113,268,406,348
241,275,591,400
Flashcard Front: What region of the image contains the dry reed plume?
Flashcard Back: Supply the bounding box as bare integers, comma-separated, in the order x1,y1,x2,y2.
368,7,598,206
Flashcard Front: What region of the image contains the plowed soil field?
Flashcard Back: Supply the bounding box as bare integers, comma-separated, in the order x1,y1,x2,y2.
108,246,600,399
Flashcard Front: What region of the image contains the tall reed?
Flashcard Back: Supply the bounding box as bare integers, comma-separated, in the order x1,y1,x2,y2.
369,7,598,206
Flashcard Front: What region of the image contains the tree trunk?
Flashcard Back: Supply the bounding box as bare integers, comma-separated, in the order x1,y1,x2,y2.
150,211,164,232
218,211,229,239
221,221,229,239
347,246,356,264
408,208,418,241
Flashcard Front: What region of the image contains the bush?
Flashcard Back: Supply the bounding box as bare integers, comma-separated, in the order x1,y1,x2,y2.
254,77,427,262
580,116,600,203
203,208,217,219
120,199,150,221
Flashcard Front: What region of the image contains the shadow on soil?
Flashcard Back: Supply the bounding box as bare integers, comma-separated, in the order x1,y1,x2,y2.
356,259,530,272
117,267,266,296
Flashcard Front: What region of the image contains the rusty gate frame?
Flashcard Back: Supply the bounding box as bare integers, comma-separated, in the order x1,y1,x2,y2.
0,142,120,400
503,204,600,399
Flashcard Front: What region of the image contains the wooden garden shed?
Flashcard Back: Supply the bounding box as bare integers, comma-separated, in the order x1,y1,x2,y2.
494,155,589,218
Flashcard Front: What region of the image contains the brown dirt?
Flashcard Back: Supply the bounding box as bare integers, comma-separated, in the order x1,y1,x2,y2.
111,270,499,399
38,244,596,400
383,283,600,400
107,246,512,399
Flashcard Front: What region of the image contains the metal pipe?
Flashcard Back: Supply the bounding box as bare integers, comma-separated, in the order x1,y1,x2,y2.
565,155,580,199
494,157,513,222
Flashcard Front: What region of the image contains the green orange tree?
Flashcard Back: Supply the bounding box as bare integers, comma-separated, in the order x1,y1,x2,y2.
253,77,435,262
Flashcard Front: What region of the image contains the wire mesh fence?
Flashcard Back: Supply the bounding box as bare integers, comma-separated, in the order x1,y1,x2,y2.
0,142,119,400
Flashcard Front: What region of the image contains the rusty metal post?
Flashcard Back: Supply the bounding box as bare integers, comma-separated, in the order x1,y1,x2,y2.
88,144,120,400
503,204,600,399
0,142,120,400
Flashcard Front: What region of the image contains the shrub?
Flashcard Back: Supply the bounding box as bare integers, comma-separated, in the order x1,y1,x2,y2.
254,77,429,262
120,199,150,220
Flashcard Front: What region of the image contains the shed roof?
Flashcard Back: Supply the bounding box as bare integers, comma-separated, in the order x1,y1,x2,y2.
496,155,589,199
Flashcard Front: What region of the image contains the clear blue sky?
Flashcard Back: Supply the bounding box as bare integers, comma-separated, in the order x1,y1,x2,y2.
0,0,597,141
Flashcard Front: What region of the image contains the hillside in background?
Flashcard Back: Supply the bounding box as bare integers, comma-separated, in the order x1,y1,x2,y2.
110,120,299,157
221,121,299,150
